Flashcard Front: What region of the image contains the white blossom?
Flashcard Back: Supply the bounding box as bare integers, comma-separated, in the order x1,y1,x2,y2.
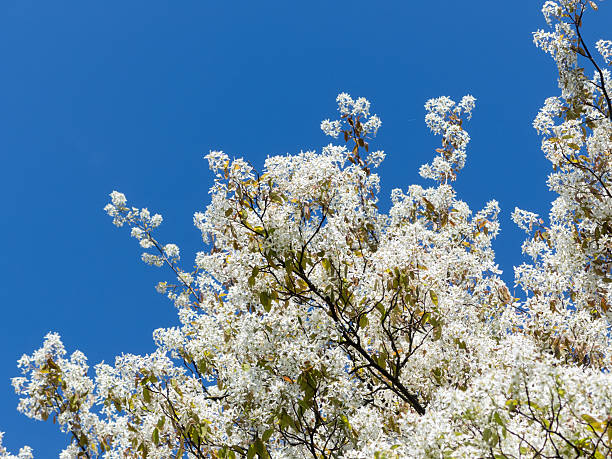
163,243,180,259
6,1,612,456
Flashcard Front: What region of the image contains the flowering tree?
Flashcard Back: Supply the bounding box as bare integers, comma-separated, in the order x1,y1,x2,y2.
4,0,612,457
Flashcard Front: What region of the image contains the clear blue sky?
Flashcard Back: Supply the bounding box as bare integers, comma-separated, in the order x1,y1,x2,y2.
1,0,610,455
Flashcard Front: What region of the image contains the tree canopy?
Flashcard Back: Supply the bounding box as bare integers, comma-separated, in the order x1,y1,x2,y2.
3,0,612,457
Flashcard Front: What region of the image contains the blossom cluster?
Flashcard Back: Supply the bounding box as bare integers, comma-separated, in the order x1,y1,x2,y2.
419,95,475,182
5,0,612,457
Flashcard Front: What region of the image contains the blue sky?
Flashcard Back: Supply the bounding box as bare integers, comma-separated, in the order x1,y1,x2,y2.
1,0,610,455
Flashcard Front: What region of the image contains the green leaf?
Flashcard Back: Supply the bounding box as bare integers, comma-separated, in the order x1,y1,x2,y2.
254,438,269,458
377,351,387,369
429,290,438,306
113,399,122,412
321,258,331,272
78,434,88,447
455,338,467,350
262,428,274,442
143,387,152,404
358,315,369,329
280,413,295,430
137,442,149,457
269,192,283,204
259,291,272,312
157,417,165,429
340,414,351,431
581,413,603,431
483,428,498,446
152,427,160,445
